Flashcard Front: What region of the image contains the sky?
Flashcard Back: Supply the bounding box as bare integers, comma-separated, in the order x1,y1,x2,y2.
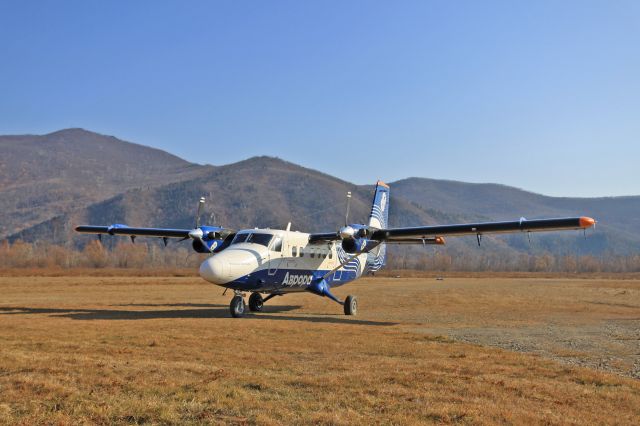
0,1,638,197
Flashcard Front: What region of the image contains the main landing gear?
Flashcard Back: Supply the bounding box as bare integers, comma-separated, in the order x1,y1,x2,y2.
248,292,263,312
344,295,357,316
228,291,358,318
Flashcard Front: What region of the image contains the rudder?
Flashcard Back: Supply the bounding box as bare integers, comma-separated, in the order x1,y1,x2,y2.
368,180,390,229
366,181,389,272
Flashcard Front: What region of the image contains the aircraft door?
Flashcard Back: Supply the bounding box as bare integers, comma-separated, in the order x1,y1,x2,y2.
268,236,284,276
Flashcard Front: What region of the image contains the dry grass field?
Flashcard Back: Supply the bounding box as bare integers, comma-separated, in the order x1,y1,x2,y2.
0,274,639,425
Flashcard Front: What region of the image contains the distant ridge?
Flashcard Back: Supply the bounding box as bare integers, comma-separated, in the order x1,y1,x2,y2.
0,128,211,238
1,129,638,255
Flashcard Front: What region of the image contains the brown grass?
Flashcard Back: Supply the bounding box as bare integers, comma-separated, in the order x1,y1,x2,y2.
0,275,639,424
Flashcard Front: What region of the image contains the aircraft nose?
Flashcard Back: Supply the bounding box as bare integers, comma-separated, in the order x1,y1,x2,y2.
199,256,228,284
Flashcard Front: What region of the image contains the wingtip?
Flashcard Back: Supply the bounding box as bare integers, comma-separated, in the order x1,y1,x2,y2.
579,216,596,228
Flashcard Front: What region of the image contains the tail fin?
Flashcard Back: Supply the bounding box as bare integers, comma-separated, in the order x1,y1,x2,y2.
368,180,390,230
366,181,389,272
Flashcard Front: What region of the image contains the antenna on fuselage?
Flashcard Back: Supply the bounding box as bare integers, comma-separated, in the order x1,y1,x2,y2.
345,191,352,226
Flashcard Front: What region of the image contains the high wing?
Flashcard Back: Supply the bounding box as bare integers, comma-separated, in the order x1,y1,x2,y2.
370,216,596,242
75,224,191,239
309,217,596,244
75,223,235,254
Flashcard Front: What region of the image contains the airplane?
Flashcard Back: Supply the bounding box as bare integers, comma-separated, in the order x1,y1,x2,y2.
75,181,596,318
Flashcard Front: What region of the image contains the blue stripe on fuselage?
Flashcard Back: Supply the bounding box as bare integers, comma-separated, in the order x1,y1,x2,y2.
220,267,359,293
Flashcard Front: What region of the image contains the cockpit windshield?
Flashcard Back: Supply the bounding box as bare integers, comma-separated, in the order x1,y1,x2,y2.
247,233,273,247
230,232,273,247
230,233,249,245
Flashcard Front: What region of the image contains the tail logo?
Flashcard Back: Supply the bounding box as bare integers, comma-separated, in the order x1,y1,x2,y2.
380,192,387,212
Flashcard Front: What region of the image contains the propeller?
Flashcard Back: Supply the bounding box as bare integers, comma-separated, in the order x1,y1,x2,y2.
339,191,358,242
336,190,371,253
175,196,209,250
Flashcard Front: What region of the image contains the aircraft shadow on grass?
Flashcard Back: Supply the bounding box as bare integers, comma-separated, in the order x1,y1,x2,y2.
0,306,396,326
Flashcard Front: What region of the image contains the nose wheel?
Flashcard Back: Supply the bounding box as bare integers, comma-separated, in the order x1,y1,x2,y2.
230,294,246,318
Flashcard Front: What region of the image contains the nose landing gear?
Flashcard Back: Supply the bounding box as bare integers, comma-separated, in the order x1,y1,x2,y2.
230,293,246,318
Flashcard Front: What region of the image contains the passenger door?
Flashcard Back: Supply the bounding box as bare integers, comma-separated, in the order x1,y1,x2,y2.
268,236,284,276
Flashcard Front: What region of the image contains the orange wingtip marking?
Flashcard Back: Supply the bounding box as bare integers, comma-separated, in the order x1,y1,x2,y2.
579,217,596,228
435,236,446,245
376,180,389,188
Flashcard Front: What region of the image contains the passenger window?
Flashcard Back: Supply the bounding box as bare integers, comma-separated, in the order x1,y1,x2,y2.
310,251,315,258
292,246,298,257
328,252,333,259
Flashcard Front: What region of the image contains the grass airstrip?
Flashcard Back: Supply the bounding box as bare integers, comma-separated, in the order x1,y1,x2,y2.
0,272,639,424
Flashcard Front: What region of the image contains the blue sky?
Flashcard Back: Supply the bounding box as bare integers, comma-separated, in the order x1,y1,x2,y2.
1,1,638,197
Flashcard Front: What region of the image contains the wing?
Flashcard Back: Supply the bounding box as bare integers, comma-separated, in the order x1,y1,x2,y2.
75,224,191,239
75,223,235,254
370,216,596,242
309,216,596,244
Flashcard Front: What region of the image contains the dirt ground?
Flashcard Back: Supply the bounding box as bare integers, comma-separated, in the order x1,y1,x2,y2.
0,274,639,424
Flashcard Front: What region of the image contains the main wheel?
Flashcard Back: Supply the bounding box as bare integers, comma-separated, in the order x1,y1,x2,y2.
344,295,357,316
248,292,264,312
230,295,246,318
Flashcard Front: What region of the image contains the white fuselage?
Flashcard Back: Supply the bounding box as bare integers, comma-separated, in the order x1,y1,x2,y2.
199,228,367,293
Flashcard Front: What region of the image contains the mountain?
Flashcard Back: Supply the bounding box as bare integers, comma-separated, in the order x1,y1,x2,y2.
1,129,638,256
392,178,640,255
0,128,210,238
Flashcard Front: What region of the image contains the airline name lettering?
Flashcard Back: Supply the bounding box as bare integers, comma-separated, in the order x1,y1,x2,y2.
282,272,312,287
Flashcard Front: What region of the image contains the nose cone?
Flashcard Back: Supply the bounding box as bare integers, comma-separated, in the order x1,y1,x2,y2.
199,256,228,284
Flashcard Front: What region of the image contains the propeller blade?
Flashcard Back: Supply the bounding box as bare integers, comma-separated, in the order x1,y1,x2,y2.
321,250,362,280
195,196,205,228
344,191,352,226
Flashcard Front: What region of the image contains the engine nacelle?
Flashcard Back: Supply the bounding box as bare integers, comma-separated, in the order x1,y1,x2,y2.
340,224,378,254
192,239,220,254
341,238,381,254
191,226,233,254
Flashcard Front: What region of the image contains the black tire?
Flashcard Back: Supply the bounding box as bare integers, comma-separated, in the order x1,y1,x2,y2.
230,295,245,318
248,292,264,312
344,295,357,316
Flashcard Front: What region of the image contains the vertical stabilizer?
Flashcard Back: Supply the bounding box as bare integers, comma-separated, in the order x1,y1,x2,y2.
368,180,390,229
366,181,390,272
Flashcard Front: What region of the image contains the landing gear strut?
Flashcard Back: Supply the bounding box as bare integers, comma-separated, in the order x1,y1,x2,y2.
248,292,264,312
230,293,246,318
344,295,357,316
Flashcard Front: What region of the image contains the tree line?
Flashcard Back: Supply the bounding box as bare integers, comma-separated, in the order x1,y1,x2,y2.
1,240,639,273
